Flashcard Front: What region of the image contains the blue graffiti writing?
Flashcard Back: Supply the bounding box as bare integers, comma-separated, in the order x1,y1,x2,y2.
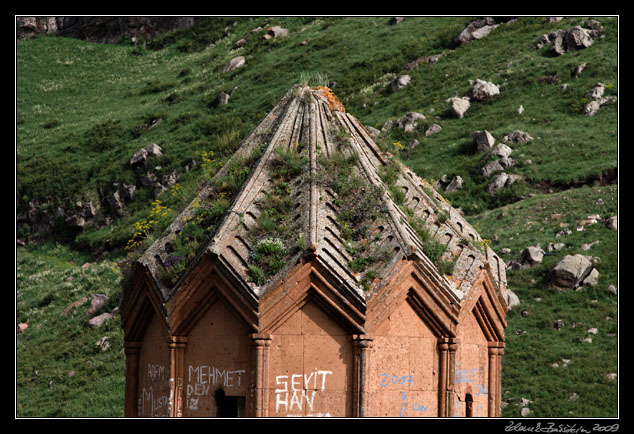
380,373,414,388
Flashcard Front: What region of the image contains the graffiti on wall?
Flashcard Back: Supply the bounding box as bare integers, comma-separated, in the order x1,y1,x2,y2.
138,363,171,417
274,369,333,417
186,365,246,411
453,362,487,417
379,373,429,417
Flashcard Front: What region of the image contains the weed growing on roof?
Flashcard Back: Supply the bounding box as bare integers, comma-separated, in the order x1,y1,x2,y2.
316,141,390,290
246,145,309,286
156,146,263,286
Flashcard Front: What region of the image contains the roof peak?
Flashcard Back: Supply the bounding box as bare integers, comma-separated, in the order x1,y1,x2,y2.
137,85,506,303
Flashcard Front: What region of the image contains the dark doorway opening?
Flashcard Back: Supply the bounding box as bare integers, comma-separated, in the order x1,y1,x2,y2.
215,388,245,417
465,393,474,417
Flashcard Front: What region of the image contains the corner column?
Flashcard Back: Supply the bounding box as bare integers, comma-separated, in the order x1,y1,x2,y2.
496,343,505,417
251,333,272,417
488,342,503,417
124,341,142,417
168,336,187,417
437,337,458,417
352,334,373,417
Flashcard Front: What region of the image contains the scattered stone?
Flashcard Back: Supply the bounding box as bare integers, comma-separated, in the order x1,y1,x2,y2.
487,172,509,194
549,254,594,288
522,246,544,266
233,38,247,49
68,370,75,377
569,392,579,401
223,55,245,72
214,91,231,107
520,407,531,417
572,62,587,78
482,160,505,177
503,130,533,144
391,17,404,25
588,83,605,100
299,40,308,46
500,248,512,255
487,172,522,195
445,176,463,193
605,215,617,230
553,319,564,330
547,26,594,55
517,105,524,115
446,96,471,118
267,26,288,38
564,26,594,50
471,79,500,101
17,323,29,334
130,143,163,169
587,327,598,335
583,336,593,343
396,112,426,133
606,373,617,381
581,241,600,251
502,288,520,310
425,124,442,137
390,74,411,92
607,284,617,295
88,312,114,328
87,294,109,317
473,130,496,153
546,242,566,252
404,54,443,70
489,143,514,159
407,139,419,151
581,268,600,286
95,336,111,352
456,17,501,44
381,119,393,133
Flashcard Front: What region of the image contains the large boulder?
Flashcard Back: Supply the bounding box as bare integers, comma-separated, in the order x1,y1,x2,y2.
549,254,594,288
547,26,594,55
267,26,288,38
390,75,411,92
503,130,533,144
396,112,426,134
130,143,163,169
471,79,500,101
473,130,496,153
223,55,246,72
446,96,471,118
455,17,508,44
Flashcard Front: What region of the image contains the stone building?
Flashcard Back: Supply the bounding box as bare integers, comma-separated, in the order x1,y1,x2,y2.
121,85,509,418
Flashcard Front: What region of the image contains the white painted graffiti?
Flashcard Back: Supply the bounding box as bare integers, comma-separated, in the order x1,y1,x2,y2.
185,365,246,411
139,386,170,417
274,369,333,414
147,363,167,384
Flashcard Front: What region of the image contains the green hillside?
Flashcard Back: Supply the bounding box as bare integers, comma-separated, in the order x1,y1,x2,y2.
16,16,618,418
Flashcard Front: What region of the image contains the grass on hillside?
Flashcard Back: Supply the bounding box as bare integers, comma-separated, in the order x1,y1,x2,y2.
470,184,618,417
16,243,125,417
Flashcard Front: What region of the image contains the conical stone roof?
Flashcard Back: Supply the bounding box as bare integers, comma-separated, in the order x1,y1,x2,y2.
136,85,508,308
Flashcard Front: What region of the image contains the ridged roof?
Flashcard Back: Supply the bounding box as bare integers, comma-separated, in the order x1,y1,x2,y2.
137,85,507,306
